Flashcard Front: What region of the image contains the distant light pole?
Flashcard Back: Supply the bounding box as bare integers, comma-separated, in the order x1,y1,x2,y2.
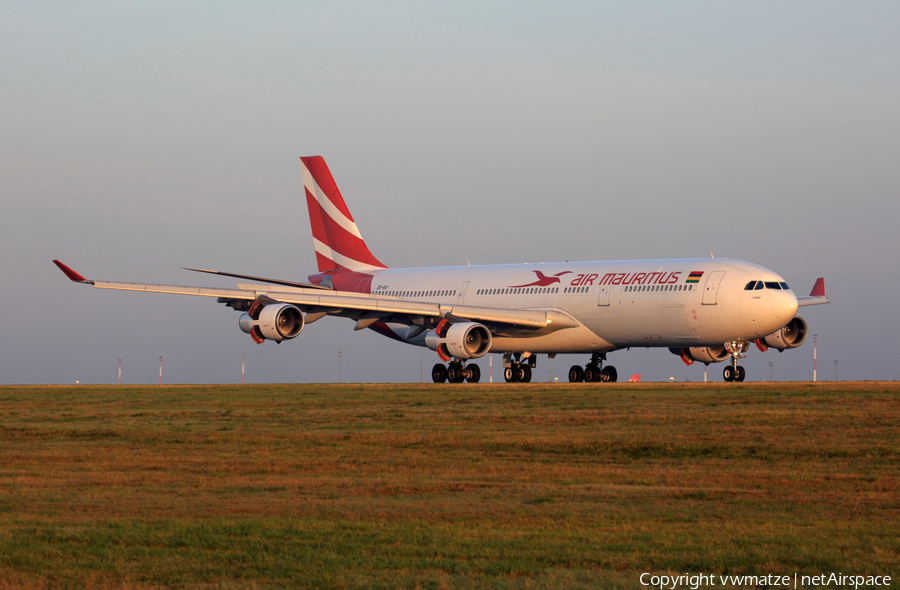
242,353,245,385
813,334,818,382
159,357,163,386
338,351,342,383
769,362,773,382
834,360,839,382
118,359,122,385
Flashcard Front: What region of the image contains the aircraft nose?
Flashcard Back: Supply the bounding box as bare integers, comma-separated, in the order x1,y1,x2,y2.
776,290,799,321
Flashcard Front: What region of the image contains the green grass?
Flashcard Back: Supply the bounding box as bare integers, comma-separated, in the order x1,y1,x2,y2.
0,382,897,588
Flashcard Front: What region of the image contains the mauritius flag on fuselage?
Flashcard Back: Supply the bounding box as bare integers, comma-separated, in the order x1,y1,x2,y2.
686,271,704,283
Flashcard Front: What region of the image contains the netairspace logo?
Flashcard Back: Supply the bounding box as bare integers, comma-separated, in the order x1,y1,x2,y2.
639,572,892,589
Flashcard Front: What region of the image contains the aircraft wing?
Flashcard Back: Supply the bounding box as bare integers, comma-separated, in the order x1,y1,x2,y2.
796,277,830,307
53,261,579,335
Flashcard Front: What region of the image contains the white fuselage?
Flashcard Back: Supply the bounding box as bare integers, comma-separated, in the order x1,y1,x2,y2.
355,258,799,354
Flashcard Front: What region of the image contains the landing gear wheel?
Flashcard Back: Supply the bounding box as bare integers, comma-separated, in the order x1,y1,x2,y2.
723,366,735,382
584,365,599,383
519,365,532,383
601,366,617,383
504,366,519,383
447,362,466,383
431,363,447,383
465,364,481,383
736,366,746,382
568,365,584,382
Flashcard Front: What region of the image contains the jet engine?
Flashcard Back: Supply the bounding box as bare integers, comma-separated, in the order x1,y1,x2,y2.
425,321,492,360
670,345,730,366
239,302,304,343
761,316,808,351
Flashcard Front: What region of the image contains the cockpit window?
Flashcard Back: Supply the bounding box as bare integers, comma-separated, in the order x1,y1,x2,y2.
765,282,781,289
744,281,757,290
780,282,790,290
754,281,764,290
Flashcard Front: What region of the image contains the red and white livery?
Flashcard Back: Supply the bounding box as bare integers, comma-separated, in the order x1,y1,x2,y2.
55,156,830,383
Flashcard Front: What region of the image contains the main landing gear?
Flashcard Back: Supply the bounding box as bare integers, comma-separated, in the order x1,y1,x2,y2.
723,341,748,382
503,353,534,383
569,352,617,383
432,361,481,383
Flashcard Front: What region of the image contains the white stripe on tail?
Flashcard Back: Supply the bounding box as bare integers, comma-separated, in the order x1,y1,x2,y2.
300,156,388,273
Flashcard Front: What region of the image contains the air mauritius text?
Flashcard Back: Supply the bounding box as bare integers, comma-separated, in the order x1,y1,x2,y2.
594,271,682,287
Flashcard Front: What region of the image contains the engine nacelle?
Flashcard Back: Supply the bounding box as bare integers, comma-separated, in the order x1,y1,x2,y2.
425,321,492,360
239,303,304,343
670,345,730,366
762,316,808,351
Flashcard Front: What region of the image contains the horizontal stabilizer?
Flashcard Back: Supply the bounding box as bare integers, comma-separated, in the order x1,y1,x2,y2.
183,267,331,290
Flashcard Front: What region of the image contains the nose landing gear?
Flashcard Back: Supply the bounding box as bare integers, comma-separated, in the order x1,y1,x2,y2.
724,341,748,382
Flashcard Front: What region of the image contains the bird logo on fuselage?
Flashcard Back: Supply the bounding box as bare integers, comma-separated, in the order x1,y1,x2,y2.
507,270,572,288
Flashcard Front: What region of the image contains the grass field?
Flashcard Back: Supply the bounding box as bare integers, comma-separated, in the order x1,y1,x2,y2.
0,381,897,589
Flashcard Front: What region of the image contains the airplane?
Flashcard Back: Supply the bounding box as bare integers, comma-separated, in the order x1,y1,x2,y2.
54,156,830,383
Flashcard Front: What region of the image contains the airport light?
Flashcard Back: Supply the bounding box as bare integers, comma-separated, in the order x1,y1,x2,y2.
338,351,342,383
769,362,773,382
834,360,838,381
118,359,122,385
813,334,818,382
159,357,163,386
242,353,245,385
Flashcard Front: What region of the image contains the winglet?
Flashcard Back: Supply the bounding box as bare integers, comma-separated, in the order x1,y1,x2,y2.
53,260,91,283
809,277,825,298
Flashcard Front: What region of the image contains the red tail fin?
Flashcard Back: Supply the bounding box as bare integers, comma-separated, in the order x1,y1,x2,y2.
299,156,387,273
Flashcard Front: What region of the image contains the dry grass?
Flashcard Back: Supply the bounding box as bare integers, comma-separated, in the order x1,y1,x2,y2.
0,382,897,588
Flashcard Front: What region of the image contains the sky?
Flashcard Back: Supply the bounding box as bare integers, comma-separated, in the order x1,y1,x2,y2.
1,1,898,384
